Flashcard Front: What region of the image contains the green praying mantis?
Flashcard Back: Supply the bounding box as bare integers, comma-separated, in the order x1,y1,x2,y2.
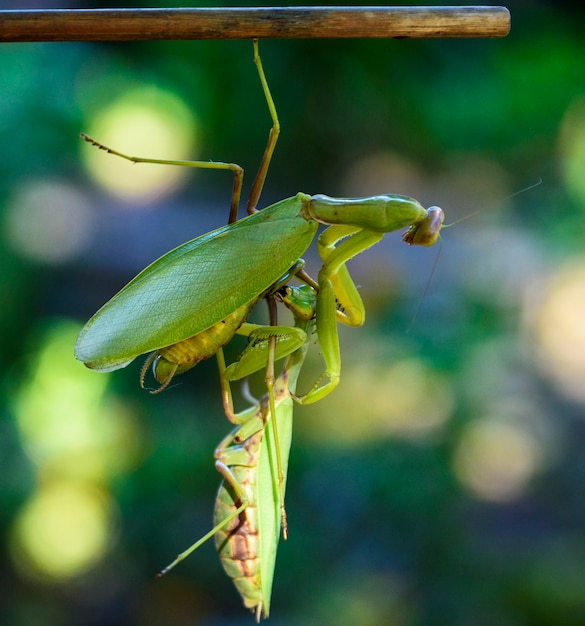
74,40,443,619
74,40,443,401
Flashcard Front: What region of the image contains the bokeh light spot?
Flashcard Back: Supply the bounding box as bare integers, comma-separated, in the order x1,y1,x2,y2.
4,180,94,265
81,86,197,203
12,320,141,479
10,482,115,580
531,260,585,403
343,151,427,197
453,417,542,502
297,350,453,446
7,319,140,583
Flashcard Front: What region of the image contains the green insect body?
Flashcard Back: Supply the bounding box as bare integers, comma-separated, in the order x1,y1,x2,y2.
212,285,316,619
156,378,294,621
75,38,446,621
157,288,314,620
213,366,294,621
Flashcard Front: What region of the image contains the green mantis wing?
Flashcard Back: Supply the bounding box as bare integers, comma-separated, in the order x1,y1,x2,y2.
213,391,293,619
75,194,317,371
256,390,293,618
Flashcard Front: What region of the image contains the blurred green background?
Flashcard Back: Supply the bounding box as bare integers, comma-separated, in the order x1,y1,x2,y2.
2,1,585,624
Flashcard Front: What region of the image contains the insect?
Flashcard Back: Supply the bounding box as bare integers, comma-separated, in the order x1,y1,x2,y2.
74,40,444,403
157,285,315,621
74,39,444,619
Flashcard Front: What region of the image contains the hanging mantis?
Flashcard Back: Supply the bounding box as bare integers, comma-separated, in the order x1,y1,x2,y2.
74,39,444,619
74,40,443,402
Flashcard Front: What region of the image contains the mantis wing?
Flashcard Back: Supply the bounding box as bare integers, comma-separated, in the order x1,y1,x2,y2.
75,194,316,371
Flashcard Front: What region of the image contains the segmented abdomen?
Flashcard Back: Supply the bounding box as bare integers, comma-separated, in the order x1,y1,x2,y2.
214,430,263,612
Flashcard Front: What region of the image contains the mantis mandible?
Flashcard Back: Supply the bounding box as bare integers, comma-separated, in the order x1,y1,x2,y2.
74,39,444,404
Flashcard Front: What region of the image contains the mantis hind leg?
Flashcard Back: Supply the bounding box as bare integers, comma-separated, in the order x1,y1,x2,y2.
81,40,279,224
156,457,253,578
247,39,280,214
79,132,244,224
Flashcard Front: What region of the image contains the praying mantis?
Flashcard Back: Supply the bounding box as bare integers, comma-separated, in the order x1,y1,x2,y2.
74,40,443,402
74,39,443,618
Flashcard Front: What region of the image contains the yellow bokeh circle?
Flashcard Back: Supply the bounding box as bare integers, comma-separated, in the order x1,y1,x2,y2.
81,86,197,203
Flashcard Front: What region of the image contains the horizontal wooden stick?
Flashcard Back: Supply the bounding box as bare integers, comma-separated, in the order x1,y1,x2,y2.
0,6,510,42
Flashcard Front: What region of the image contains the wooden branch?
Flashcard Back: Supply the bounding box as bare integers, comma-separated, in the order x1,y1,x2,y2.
0,6,510,42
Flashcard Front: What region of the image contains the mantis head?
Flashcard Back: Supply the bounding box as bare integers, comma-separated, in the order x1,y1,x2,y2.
402,206,444,246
